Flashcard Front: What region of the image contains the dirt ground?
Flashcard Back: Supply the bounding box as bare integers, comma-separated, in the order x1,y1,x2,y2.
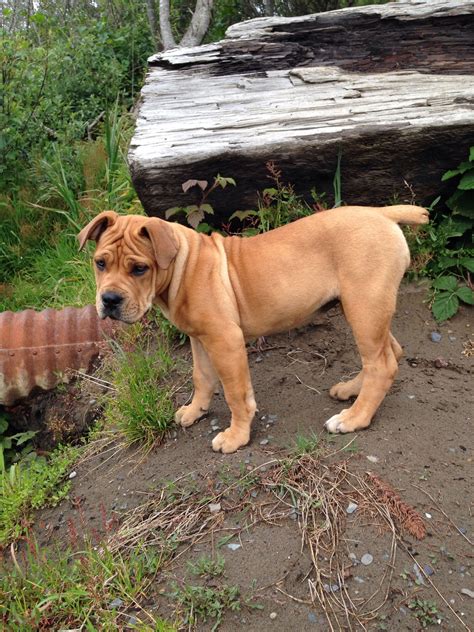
35,283,473,630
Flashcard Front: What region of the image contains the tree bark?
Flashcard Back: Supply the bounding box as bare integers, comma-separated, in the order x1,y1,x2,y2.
130,0,474,219
180,0,214,48
145,0,160,49
159,0,177,50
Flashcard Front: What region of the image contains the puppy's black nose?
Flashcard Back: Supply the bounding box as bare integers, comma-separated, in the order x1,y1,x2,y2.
102,291,123,308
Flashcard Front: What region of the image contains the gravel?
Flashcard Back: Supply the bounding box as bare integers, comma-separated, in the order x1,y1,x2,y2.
360,553,373,566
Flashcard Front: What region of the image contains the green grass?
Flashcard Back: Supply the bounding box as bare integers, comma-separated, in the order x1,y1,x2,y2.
102,321,176,447
0,537,174,631
0,444,80,546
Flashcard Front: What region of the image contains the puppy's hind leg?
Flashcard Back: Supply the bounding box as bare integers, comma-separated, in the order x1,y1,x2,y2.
329,332,402,401
325,293,400,434
175,337,219,427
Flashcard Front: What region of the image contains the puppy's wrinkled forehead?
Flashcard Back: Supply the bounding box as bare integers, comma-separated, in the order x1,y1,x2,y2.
96,216,154,263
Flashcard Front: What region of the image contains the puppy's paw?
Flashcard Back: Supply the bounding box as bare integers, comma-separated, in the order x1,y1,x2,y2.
175,404,208,428
329,381,359,401
324,409,371,433
324,411,351,434
212,428,249,454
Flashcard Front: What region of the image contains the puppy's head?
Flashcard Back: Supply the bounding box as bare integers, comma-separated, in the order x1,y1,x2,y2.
78,212,178,323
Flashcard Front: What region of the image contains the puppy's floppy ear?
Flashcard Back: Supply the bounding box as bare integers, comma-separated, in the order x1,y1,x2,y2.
78,211,118,251
140,218,179,269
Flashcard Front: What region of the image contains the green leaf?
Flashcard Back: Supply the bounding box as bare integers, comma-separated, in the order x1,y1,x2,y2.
165,206,184,219
470,146,474,162
199,203,214,215
456,286,474,305
458,170,474,190
187,209,205,229
460,258,474,273
442,161,472,181
0,417,8,435
432,293,459,322
432,276,458,291
229,210,257,221
196,222,212,233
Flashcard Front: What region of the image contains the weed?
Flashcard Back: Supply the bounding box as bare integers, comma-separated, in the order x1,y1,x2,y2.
165,175,236,233
0,444,80,546
171,582,240,631
188,554,226,578
408,598,442,628
102,324,175,447
408,146,474,321
0,536,173,630
292,431,321,456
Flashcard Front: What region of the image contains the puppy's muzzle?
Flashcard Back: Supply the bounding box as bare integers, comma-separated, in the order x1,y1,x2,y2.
101,291,124,319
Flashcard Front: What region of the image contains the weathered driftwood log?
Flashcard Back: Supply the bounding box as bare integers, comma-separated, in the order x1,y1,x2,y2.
129,0,474,219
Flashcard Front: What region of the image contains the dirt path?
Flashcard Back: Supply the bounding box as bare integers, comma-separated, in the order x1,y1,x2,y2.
37,283,473,630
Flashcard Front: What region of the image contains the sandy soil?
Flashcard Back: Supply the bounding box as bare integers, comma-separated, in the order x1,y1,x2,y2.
34,283,473,630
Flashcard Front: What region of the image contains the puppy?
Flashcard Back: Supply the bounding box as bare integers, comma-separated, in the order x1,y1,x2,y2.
79,204,428,453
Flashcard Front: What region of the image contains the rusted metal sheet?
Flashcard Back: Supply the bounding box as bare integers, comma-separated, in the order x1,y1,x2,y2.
0,305,119,406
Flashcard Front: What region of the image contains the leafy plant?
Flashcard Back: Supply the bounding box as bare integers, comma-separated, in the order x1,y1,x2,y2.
165,175,236,233
0,412,37,468
408,598,442,628
171,582,241,631
431,275,474,322
188,554,226,578
408,146,474,321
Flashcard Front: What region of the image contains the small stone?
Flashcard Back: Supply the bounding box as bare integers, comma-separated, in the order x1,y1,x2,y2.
425,512,432,519
260,438,269,446
361,554,373,566
346,502,358,514
119,503,128,510
434,357,449,369
256,356,263,363
413,564,425,585
459,527,467,534
289,512,297,521
69,471,77,479
269,612,277,619
354,576,365,584
268,414,278,421
423,564,434,576
449,336,456,342
128,615,138,626
430,332,442,343
109,598,124,609
408,394,416,400
348,552,358,562
251,491,258,498
209,503,221,513
227,543,241,551
461,588,474,599
366,455,379,463
323,583,340,593
308,612,317,623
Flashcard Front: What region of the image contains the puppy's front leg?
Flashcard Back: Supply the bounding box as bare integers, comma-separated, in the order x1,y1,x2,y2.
201,325,256,454
175,337,219,427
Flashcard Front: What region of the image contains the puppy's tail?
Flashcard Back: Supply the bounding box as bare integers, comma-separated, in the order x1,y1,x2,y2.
377,204,429,226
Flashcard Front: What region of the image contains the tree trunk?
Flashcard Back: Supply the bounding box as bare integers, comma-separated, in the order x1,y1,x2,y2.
145,0,160,49
159,0,177,50
180,0,214,48
130,0,474,220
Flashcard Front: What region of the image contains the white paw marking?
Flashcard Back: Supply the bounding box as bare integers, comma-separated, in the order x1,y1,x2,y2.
324,413,348,434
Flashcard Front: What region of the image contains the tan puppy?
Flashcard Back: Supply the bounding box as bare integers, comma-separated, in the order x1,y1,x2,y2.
79,205,428,453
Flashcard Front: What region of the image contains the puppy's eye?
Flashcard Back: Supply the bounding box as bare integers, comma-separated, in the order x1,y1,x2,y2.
95,259,106,271
132,264,149,276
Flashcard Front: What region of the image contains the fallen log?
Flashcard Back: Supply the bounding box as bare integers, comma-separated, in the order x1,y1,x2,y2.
129,0,474,220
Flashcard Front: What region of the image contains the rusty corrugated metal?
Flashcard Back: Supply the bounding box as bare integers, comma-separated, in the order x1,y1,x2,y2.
0,305,119,406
